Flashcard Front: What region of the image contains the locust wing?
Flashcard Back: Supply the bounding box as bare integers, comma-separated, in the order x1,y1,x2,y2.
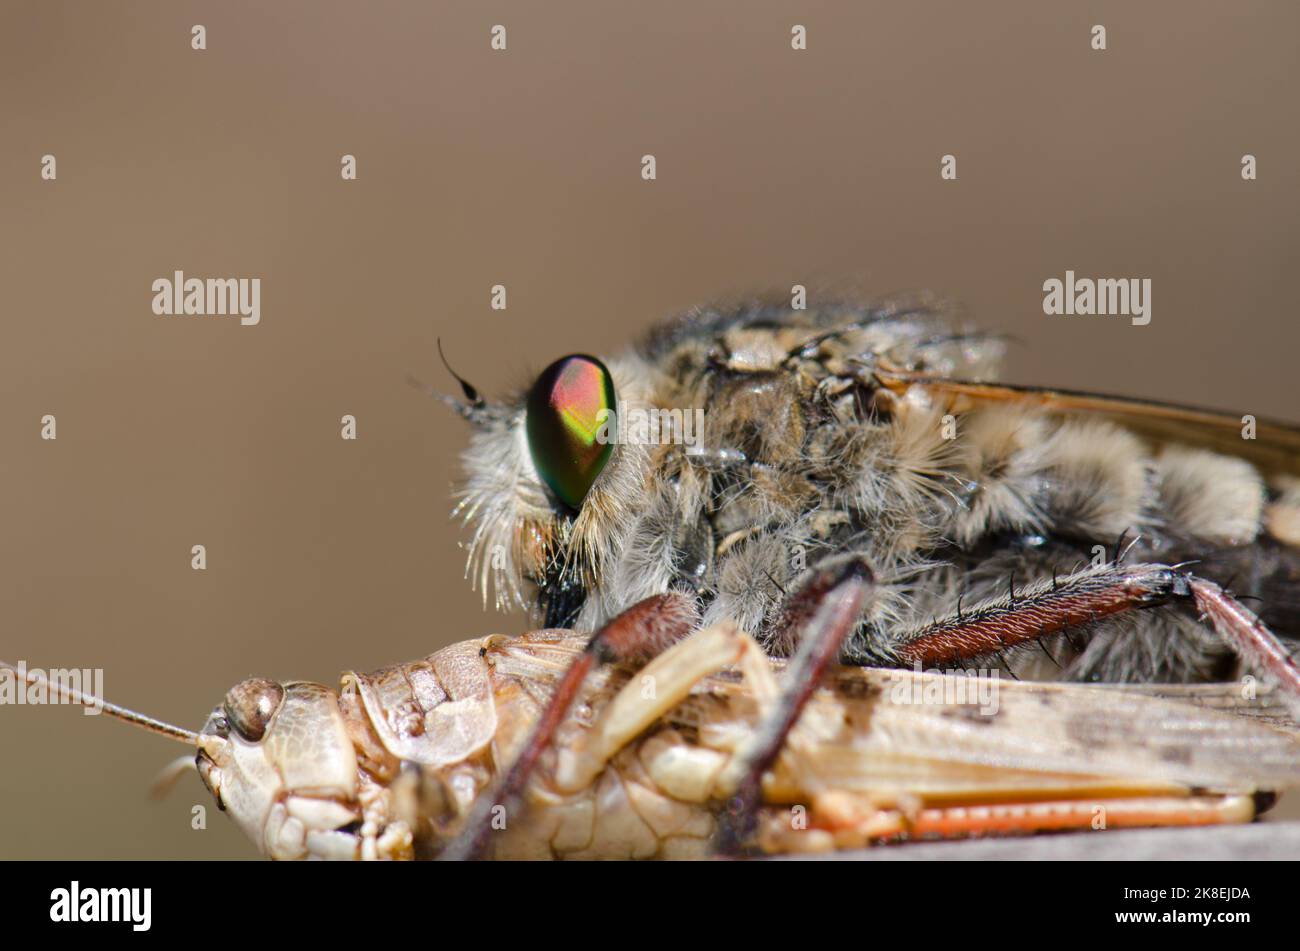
760,668,1300,803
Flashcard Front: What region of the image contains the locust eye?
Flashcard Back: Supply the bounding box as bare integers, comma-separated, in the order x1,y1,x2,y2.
525,354,617,509
222,678,285,742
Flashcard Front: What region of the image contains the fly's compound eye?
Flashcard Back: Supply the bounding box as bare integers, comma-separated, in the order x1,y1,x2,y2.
525,354,617,509
222,678,285,742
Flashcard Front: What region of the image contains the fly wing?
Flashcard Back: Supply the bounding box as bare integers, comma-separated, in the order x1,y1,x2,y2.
878,372,1300,477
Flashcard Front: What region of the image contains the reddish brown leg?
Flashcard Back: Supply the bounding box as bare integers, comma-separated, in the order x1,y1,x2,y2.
718,557,874,854
438,592,697,861
1188,577,1300,713
893,563,1180,666
892,562,1300,713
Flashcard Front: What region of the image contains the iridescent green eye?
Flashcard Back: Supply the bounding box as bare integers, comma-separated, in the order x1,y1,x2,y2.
525,354,617,509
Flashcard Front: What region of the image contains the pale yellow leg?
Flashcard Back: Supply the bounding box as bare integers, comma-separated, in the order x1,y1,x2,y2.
553,621,777,794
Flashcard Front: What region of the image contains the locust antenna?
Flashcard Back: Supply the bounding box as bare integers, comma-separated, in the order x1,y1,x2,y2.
0,659,200,745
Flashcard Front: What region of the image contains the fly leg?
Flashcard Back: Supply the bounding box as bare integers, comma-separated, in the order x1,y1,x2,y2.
1187,576,1300,718
887,562,1181,667
888,562,1300,714
716,556,874,854
438,592,698,860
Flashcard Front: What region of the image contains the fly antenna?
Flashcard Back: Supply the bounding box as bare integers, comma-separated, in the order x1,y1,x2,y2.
408,339,491,423
437,338,485,407
0,659,200,745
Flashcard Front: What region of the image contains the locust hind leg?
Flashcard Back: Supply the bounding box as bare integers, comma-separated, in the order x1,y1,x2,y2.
764,793,1261,854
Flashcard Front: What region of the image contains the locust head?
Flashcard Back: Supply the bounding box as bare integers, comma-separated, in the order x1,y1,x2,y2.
0,659,419,860
0,639,503,860
193,678,375,860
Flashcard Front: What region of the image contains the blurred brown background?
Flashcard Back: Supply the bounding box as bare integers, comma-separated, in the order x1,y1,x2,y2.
0,1,1296,858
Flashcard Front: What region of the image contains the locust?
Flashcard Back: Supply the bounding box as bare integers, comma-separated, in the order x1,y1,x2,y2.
5,602,1300,860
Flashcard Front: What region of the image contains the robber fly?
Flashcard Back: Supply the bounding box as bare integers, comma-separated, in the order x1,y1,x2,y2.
433,295,1300,856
